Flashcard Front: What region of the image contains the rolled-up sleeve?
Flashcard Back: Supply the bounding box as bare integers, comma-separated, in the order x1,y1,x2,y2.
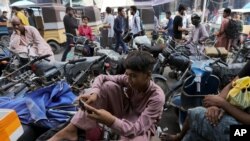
90,74,128,95
111,94,164,137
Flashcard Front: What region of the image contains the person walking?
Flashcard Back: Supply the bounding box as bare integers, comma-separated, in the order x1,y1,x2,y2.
103,7,115,49
130,6,142,38
214,8,231,50
162,11,174,38
173,4,189,43
61,7,78,61
113,7,128,54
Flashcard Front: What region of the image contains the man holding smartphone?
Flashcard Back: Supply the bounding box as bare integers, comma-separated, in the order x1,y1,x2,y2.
48,51,165,141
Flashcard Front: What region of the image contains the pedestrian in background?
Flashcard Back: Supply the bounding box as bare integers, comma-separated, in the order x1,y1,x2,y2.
61,7,78,61
173,4,189,43
164,11,174,37
214,8,231,50
113,7,128,54
103,7,114,49
78,16,94,56
130,6,142,38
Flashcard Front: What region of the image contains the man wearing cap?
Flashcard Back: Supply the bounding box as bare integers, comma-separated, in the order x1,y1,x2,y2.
61,7,79,61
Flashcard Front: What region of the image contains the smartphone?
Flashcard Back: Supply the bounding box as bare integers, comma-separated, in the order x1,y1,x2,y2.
79,98,86,110
79,99,93,114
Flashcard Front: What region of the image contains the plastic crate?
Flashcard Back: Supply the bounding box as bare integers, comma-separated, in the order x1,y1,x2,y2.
0,109,23,141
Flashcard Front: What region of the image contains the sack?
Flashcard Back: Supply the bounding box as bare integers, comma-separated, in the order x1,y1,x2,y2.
226,76,250,109
225,19,239,39
204,47,228,57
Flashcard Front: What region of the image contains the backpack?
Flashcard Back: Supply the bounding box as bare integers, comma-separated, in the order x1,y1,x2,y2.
225,19,239,39
134,17,145,36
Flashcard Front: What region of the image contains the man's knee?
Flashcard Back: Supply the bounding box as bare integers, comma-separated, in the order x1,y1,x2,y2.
187,107,206,122
100,81,122,94
189,107,206,115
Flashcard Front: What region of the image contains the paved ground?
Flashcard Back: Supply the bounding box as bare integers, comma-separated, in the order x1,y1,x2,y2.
158,67,181,134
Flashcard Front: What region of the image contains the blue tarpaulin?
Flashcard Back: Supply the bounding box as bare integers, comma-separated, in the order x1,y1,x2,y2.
0,81,77,128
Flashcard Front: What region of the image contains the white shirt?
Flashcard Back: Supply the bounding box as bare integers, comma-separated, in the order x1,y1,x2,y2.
130,11,142,35
103,14,115,37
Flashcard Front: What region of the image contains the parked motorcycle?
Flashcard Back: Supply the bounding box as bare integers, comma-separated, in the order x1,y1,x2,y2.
0,54,52,97
32,55,108,93
230,39,250,63
64,33,100,58
95,48,126,75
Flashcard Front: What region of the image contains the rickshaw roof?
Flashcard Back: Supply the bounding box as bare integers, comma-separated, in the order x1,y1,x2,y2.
11,3,65,9
218,8,250,13
231,9,250,13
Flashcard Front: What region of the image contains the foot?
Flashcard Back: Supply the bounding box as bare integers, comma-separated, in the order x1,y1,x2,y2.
160,133,181,141
47,123,78,141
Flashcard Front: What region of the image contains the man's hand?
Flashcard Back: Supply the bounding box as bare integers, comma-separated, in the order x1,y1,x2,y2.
78,93,98,105
85,104,116,126
15,29,20,35
203,95,226,108
205,106,224,126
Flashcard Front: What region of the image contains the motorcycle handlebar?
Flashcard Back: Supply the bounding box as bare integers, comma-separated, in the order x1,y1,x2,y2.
97,55,107,62
210,58,228,67
64,33,74,37
0,57,10,62
31,54,51,63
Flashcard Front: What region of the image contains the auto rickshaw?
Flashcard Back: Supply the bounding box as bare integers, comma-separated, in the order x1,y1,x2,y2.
0,21,9,46
12,3,67,54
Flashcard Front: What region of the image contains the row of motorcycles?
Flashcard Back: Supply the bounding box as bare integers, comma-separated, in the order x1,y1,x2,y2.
0,39,126,140
0,30,250,140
